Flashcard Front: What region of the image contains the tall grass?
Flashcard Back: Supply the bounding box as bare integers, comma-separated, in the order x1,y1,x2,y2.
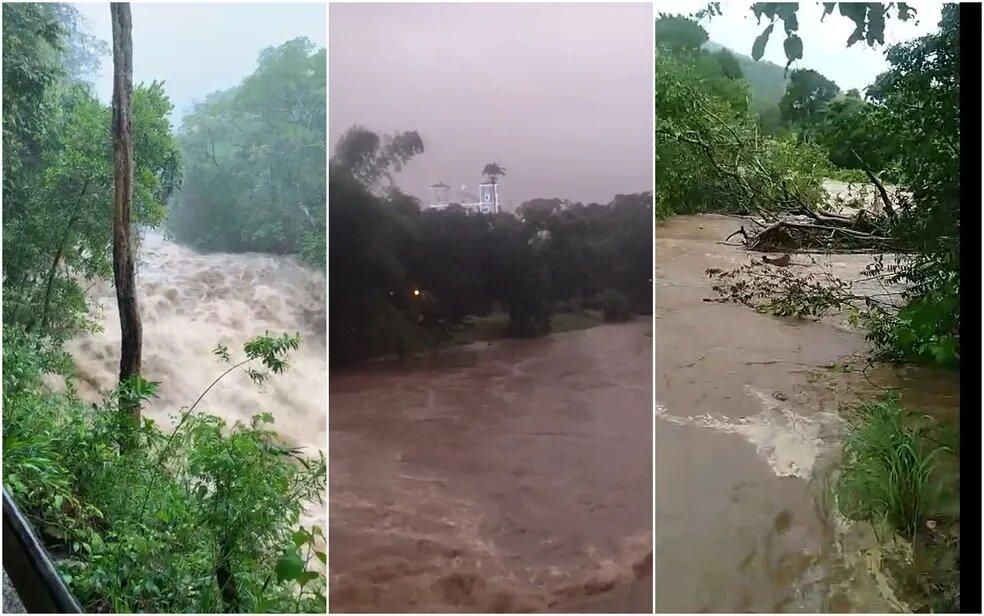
836,395,947,540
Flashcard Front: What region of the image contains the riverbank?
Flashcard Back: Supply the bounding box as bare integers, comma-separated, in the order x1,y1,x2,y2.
449,310,605,346
655,214,958,612
818,362,960,613
343,308,639,370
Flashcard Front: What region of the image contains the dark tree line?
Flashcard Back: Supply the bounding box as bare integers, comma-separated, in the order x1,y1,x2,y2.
329,127,652,366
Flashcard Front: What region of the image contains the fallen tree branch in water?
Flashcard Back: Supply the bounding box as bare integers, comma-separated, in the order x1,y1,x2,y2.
705,259,902,320
745,220,900,253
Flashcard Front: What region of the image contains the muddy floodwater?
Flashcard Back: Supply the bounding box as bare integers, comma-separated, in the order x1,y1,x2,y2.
655,215,957,612
65,231,327,526
329,322,653,612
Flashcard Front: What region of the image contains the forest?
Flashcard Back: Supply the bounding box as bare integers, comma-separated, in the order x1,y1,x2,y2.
167,38,326,265
657,3,961,610
329,126,653,366
2,4,325,612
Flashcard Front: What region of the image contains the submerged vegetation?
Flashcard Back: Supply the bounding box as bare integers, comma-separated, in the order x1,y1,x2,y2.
2,4,325,611
657,4,962,609
329,126,652,366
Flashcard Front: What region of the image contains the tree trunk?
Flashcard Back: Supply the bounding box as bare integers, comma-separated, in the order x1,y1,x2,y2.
28,179,90,335
28,213,79,335
111,3,142,423
851,148,897,218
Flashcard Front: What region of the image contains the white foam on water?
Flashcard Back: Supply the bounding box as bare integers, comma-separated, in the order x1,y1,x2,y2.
655,387,840,479
65,230,326,524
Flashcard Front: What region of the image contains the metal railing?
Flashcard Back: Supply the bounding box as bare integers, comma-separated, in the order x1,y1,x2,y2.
2,487,82,613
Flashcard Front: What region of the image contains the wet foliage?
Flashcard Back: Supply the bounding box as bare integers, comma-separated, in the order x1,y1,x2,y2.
3,4,180,341
2,5,326,611
655,15,832,220
3,329,325,612
835,394,959,612
837,395,948,539
167,38,326,268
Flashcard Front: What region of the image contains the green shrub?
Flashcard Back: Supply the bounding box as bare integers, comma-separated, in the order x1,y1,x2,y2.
597,289,633,322
861,272,959,367
2,329,326,613
836,395,947,539
827,167,869,183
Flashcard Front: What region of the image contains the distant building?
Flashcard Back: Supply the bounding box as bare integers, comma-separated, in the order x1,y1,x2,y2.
428,179,500,214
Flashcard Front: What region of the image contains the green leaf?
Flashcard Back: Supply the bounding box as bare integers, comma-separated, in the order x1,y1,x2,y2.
297,570,320,588
752,21,775,61
275,548,304,582
783,34,803,69
292,529,309,548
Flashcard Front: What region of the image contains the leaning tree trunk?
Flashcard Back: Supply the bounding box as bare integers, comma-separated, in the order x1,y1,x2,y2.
111,3,142,423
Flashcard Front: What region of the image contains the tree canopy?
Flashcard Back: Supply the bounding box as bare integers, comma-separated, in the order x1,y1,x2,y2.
167,37,326,266
3,3,180,339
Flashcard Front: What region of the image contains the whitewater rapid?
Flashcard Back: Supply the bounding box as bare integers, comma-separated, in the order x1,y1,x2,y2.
65,230,326,458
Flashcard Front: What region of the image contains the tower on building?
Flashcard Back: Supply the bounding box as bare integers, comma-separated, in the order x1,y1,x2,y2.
478,182,499,214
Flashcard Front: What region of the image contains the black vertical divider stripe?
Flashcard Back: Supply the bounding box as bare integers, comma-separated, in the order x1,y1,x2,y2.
958,3,982,613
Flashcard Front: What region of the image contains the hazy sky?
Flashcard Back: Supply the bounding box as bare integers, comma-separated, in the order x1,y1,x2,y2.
72,3,326,122
329,3,653,208
666,2,943,91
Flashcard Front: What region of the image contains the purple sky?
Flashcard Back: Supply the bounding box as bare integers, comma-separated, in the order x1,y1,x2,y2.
329,3,653,209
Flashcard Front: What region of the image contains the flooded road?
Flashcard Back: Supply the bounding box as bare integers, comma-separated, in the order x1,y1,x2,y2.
329,322,653,612
655,214,957,612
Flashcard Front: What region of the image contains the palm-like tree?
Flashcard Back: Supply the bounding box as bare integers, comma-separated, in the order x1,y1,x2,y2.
482,162,506,184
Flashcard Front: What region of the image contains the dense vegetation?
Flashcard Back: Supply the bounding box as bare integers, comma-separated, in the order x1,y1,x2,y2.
658,5,962,609
3,5,180,341
329,126,652,366
2,4,325,611
167,38,326,267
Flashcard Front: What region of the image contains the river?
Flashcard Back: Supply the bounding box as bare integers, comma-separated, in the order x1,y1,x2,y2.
63,231,327,519
329,322,653,612
655,214,958,612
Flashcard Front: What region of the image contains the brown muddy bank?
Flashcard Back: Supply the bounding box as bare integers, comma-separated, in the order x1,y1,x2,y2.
329,322,653,612
655,214,957,612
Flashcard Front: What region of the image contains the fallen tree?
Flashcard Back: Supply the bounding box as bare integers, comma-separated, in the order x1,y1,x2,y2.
725,211,903,253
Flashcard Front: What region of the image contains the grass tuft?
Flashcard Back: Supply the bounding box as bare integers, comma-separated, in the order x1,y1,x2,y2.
836,394,948,539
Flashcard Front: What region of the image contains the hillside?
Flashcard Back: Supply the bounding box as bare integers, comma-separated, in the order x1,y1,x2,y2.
705,41,788,112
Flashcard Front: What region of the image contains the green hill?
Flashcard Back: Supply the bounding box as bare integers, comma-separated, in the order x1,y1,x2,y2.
705,41,788,112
